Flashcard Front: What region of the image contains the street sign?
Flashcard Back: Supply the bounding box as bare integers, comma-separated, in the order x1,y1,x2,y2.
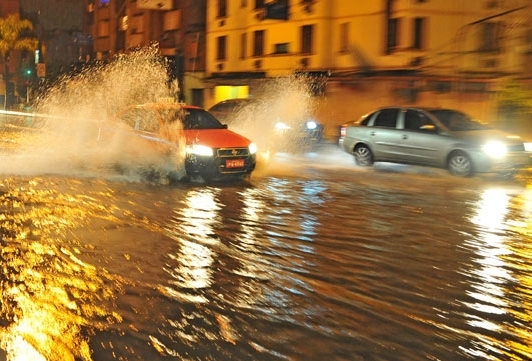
37,63,46,78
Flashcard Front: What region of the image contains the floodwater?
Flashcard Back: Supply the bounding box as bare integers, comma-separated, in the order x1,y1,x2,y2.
1,48,532,360
1,143,532,361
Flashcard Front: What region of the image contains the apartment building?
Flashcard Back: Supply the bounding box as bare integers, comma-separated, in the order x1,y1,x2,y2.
205,0,532,132
88,0,206,105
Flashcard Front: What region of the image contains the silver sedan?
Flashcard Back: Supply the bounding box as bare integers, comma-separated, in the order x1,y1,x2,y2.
339,107,531,177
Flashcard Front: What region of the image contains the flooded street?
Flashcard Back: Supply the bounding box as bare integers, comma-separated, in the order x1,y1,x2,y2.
1,145,532,361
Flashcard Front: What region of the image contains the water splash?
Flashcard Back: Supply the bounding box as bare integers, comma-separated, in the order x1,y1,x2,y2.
224,75,318,154
0,46,182,182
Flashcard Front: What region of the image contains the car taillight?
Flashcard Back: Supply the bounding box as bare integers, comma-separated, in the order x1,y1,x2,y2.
340,126,346,137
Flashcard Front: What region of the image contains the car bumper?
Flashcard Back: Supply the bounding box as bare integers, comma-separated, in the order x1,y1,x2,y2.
472,151,531,173
185,154,256,180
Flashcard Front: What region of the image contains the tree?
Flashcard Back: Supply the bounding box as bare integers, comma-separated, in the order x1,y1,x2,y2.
0,14,39,108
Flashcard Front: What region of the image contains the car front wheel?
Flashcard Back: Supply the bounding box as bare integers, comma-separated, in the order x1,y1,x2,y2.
353,144,374,166
448,151,473,177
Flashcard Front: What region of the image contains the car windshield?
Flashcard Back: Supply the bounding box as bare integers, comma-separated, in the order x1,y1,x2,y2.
427,109,488,131
166,108,226,130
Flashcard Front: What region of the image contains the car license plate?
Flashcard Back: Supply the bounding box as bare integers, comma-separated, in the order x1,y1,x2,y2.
226,159,245,168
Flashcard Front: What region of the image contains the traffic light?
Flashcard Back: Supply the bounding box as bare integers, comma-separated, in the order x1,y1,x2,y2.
21,64,34,78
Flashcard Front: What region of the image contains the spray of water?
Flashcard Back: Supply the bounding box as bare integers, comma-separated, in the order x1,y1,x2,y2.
0,46,183,181
0,47,338,182
225,75,318,155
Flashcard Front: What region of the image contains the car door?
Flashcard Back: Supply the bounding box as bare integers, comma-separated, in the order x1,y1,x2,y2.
367,108,403,161
398,109,449,166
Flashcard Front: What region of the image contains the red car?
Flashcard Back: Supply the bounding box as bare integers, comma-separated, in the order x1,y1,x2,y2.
114,102,257,181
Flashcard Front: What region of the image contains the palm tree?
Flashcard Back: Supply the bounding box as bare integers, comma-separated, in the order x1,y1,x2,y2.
0,14,39,109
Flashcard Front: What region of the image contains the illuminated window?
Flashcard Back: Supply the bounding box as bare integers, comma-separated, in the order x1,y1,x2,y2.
97,20,110,37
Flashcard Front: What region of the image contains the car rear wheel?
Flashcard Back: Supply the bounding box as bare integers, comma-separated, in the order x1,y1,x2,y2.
448,151,473,177
353,144,373,166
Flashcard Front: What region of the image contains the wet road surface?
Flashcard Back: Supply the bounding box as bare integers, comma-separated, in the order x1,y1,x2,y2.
1,144,532,361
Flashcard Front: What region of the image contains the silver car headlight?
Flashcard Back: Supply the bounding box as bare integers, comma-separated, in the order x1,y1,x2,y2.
249,142,257,155
524,142,532,152
274,121,291,131
306,120,318,130
186,144,214,156
482,140,507,159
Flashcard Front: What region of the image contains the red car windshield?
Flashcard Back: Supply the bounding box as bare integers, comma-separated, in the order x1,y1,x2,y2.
179,108,226,130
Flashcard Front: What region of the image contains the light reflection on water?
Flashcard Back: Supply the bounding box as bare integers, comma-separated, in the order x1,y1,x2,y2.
459,187,532,360
0,172,532,360
0,178,121,361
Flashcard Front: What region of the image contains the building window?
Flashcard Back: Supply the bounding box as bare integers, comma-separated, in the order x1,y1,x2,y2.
253,30,264,56
339,22,349,53
479,22,501,52
412,17,425,49
386,17,400,54
240,33,247,59
217,36,227,60
254,0,265,9
274,43,289,54
301,24,313,54
97,20,110,37
526,28,532,54
217,0,227,18
130,15,144,34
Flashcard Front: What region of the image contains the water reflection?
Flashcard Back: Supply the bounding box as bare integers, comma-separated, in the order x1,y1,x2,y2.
0,178,120,361
156,179,328,359
461,187,532,359
163,188,220,303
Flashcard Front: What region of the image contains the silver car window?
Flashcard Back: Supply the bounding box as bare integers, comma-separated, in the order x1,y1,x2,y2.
427,109,487,131
404,110,433,131
373,108,399,128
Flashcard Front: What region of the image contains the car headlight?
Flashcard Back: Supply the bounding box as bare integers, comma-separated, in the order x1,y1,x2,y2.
306,120,318,130
186,144,214,156
482,140,507,159
524,142,532,152
249,142,257,154
274,121,291,131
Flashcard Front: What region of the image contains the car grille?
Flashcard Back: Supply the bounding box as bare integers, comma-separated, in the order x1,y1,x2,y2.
217,147,250,157
508,143,525,152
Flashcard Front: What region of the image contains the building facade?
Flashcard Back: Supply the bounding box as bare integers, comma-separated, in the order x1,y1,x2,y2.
4,1,531,134
205,0,532,138
1,0,89,106
87,0,206,105
20,0,89,79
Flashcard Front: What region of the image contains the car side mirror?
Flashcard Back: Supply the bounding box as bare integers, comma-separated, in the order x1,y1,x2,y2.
420,124,437,132
223,124,228,129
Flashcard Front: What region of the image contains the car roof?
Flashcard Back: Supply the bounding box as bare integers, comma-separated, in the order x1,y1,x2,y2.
374,106,462,113
216,98,252,104
128,102,202,110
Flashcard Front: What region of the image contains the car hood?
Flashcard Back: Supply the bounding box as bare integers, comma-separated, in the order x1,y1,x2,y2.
184,129,252,148
450,129,523,144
